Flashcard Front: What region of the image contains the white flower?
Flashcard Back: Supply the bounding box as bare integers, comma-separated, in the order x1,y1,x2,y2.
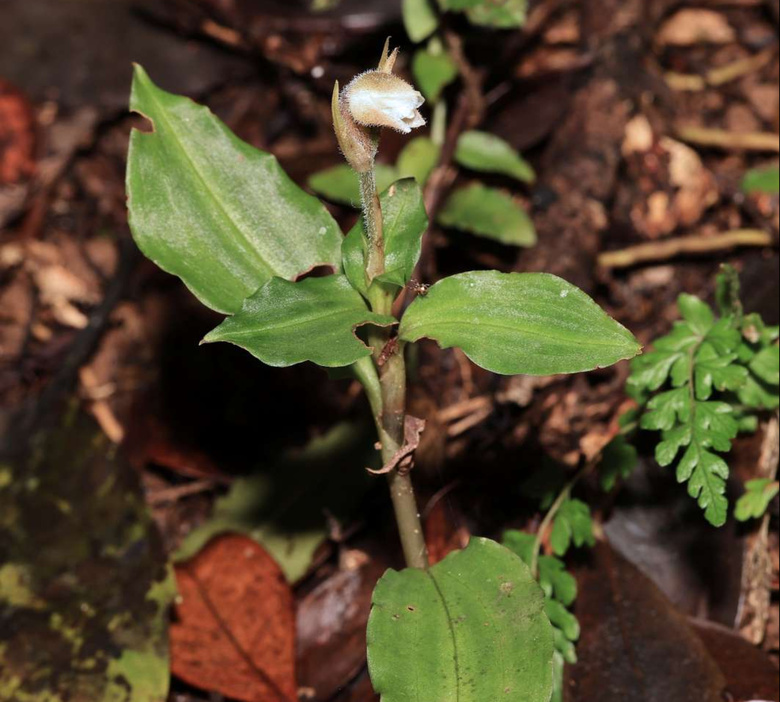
346,72,426,135
332,43,426,172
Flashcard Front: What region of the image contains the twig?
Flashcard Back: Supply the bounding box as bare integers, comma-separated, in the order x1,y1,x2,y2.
438,395,492,424
598,230,775,269
738,412,780,644
666,48,776,92
677,126,780,153
147,479,216,506
442,30,485,130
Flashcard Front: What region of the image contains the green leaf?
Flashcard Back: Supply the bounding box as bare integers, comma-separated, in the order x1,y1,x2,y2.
550,499,595,556
678,294,715,336
308,163,399,207
175,422,376,581
403,0,439,42
400,271,641,376
738,373,780,410
437,0,483,10
656,424,691,467
676,443,729,526
412,45,459,103
695,401,739,452
127,65,342,315
397,136,441,185
538,557,577,607
455,131,536,183
735,479,779,521
741,165,780,195
466,0,528,27
641,387,691,431
502,532,579,667
693,344,748,400
367,538,554,702
600,435,638,491
0,410,174,702
438,183,537,246
545,599,580,642
342,179,428,296
501,529,536,563
750,345,780,385
203,275,395,368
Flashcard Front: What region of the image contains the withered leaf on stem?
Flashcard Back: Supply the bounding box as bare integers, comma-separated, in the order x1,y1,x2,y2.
367,416,426,476
171,533,297,702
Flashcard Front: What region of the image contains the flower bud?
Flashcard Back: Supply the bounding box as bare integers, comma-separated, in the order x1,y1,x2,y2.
346,72,426,135
332,43,425,173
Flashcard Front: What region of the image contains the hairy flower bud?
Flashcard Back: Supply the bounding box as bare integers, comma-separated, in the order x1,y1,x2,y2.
332,42,425,173
346,72,426,135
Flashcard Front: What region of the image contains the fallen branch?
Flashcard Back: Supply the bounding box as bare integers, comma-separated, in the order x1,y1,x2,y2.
666,48,775,92
598,230,775,269
677,126,780,153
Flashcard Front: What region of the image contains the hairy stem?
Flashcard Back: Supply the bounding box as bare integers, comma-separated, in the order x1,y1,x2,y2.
358,164,429,570
359,169,386,286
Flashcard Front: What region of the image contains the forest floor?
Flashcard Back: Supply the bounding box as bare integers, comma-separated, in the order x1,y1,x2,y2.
0,0,778,700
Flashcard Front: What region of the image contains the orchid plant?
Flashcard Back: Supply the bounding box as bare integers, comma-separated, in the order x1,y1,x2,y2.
126,44,641,700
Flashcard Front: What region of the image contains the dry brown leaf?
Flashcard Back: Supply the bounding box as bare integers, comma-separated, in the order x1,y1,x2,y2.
658,9,736,46
367,416,426,476
568,542,728,701
171,534,297,702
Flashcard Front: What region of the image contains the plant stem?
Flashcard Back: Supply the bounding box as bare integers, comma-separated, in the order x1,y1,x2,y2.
530,483,572,580
380,349,429,570
359,169,386,286
357,164,429,571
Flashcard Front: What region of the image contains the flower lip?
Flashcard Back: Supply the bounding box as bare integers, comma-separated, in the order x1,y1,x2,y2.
346,71,426,135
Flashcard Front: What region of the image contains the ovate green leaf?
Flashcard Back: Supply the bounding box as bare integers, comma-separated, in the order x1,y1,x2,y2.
308,163,399,207
399,271,641,375
127,65,342,315
466,0,528,27
397,136,441,185
735,479,779,521
455,131,536,183
437,0,482,10
438,183,537,246
741,165,780,195
403,0,439,42
203,275,395,367
412,45,459,103
367,538,554,702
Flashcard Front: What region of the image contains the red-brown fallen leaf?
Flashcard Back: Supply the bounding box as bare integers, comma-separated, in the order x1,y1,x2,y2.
567,541,728,702
171,534,297,702
0,79,35,185
297,555,388,701
692,619,779,702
